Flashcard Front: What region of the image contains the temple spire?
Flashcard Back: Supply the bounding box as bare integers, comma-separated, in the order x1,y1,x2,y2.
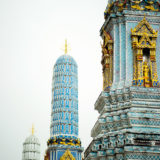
46,42,83,160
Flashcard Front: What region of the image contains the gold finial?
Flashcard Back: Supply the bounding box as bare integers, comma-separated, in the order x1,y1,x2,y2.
65,39,68,54
61,39,71,54
31,124,34,135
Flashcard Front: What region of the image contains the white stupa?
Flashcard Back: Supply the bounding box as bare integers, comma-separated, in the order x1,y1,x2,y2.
22,126,40,160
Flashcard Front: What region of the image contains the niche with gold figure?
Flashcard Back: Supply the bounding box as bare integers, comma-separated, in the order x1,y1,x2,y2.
101,30,113,90
131,16,159,87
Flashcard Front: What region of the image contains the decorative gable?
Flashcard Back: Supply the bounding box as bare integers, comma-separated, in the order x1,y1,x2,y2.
138,34,152,48
131,16,158,49
60,150,75,160
131,16,157,37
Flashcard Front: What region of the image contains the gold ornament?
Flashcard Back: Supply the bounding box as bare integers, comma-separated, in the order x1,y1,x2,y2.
101,30,113,90
60,150,75,160
131,16,159,87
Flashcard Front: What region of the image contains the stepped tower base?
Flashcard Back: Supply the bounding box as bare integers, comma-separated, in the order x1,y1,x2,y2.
85,87,160,159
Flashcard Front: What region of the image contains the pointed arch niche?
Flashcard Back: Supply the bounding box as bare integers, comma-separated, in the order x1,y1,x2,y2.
101,30,113,90
131,16,159,87
60,150,75,160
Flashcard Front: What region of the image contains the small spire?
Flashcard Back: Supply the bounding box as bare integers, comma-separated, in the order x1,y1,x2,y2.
31,124,34,135
65,39,68,54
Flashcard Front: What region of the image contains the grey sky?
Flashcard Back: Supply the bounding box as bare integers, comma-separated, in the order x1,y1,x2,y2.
0,0,107,159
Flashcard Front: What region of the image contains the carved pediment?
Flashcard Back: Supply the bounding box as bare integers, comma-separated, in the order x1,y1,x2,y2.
131,16,158,49
138,34,153,48
60,150,75,160
131,16,158,37
138,24,153,34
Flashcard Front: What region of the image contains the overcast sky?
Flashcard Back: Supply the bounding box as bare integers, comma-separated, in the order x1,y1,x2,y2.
0,0,107,159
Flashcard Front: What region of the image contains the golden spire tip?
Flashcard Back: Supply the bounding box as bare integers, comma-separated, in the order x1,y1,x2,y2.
65,39,68,54
32,124,34,135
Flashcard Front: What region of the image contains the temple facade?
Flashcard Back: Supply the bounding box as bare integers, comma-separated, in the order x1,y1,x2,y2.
46,42,83,160
84,0,160,159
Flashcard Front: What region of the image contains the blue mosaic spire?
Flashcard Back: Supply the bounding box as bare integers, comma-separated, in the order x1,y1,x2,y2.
47,52,83,160
50,54,78,137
